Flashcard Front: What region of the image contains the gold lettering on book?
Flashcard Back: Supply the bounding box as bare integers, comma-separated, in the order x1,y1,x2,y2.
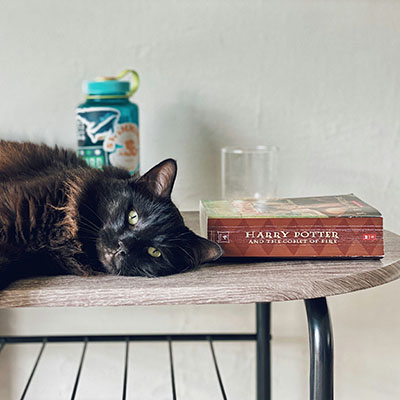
245,231,339,242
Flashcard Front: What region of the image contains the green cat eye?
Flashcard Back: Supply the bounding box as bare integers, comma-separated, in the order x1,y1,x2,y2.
128,210,139,225
148,246,162,258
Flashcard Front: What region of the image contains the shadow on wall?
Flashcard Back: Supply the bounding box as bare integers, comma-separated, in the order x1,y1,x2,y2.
156,97,234,205
153,94,286,207
0,309,14,336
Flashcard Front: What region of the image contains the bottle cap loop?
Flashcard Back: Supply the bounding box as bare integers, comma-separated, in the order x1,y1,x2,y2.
85,69,140,100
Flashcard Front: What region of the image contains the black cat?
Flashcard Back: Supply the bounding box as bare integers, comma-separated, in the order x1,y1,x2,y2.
0,140,222,288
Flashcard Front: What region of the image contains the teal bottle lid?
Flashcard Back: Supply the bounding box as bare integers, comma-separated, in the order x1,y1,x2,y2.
83,79,130,96
82,70,139,99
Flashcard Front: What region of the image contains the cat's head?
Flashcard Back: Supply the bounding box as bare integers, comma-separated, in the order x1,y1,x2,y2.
80,159,222,277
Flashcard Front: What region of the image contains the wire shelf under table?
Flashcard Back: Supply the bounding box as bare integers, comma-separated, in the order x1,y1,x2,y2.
0,333,257,400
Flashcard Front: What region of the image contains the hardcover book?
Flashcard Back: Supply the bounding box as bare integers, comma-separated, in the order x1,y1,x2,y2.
200,194,384,258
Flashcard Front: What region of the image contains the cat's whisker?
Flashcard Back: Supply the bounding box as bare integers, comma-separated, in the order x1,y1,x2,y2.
77,219,97,229
77,227,98,238
81,203,106,225
78,215,101,230
78,235,98,241
162,242,196,264
78,219,100,233
78,224,99,235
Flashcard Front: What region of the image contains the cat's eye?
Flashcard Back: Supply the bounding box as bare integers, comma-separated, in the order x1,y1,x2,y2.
128,210,139,225
147,246,162,258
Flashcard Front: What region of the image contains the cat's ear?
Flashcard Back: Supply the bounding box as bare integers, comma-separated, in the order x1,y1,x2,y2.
193,235,223,264
137,159,177,198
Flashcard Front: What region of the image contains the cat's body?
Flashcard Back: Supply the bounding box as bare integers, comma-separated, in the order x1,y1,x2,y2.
0,140,221,288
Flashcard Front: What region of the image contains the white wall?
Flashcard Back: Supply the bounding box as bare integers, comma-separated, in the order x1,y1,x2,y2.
0,0,400,398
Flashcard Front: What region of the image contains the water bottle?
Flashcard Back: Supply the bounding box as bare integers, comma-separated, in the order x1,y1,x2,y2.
76,70,140,176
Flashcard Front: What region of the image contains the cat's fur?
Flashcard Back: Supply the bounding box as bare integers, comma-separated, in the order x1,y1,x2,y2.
0,140,222,288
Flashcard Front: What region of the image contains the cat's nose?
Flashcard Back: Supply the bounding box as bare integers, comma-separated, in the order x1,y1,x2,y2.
116,240,127,257
113,241,127,271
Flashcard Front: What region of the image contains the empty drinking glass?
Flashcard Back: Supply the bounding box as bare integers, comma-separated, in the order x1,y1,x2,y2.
221,145,278,200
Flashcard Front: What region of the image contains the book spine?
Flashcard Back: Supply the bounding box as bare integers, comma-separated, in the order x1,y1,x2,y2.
207,217,384,258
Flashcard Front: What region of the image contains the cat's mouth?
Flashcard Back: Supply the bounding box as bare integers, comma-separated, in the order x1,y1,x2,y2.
98,247,121,273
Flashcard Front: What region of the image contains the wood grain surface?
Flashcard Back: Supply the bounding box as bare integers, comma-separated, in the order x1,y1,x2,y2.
0,212,399,308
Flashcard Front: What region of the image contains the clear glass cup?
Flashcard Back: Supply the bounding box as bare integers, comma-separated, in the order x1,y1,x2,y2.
221,145,279,200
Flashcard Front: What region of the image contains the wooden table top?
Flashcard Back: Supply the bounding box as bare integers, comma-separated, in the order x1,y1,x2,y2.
0,212,399,308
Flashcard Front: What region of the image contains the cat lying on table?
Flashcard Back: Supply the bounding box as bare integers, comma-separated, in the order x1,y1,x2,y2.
0,141,222,289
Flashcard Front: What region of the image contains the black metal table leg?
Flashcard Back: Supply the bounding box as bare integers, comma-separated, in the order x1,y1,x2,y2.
305,297,334,400
256,302,271,400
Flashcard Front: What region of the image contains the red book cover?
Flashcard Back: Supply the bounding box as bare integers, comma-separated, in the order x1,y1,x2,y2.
200,194,383,258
